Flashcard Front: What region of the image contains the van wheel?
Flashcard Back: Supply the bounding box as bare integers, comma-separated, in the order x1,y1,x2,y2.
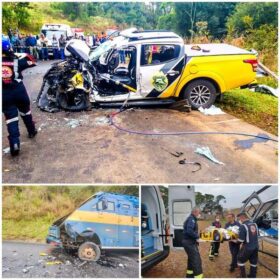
78,242,101,262
183,79,217,109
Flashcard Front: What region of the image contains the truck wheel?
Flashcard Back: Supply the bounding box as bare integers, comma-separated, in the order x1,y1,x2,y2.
57,89,90,112
78,242,101,262
183,79,217,109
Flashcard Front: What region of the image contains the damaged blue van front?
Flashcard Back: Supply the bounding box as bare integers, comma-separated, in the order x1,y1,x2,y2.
46,192,139,261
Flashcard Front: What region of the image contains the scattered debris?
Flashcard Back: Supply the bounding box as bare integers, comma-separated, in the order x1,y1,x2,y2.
65,118,81,128
3,147,10,154
170,99,191,112
94,116,110,126
198,105,225,116
3,267,10,273
65,260,72,266
40,252,48,256
119,263,125,268
22,268,29,273
250,85,278,98
4,169,10,172
178,159,202,172
77,261,87,268
161,147,184,158
195,146,224,165
46,261,62,265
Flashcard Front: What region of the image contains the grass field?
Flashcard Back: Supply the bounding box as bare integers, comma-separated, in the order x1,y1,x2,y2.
2,185,138,242
219,79,278,135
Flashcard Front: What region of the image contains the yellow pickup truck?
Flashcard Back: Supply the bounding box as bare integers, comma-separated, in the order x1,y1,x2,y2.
38,29,258,111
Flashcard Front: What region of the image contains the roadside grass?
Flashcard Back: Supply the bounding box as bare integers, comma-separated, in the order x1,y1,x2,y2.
218,86,278,136
3,217,52,242
2,186,138,241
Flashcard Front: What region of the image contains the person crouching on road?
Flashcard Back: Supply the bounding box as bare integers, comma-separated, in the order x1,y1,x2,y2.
2,36,37,156
209,214,222,260
225,213,241,272
182,207,203,278
236,212,259,278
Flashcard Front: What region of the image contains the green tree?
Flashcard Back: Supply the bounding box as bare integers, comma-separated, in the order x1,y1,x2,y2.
2,2,31,32
227,2,278,37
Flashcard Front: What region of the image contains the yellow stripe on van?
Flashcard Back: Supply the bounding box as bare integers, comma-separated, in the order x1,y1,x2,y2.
67,210,139,227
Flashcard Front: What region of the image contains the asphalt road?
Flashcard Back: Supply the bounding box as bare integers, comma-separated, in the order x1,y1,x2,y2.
2,60,278,183
2,241,139,278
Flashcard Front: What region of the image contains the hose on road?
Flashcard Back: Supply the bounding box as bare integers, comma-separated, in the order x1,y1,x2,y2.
109,109,278,143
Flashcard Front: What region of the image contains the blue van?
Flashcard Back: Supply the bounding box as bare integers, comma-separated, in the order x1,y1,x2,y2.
46,192,139,261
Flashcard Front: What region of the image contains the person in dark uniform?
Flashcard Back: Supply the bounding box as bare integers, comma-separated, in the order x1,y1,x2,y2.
236,212,259,278
225,213,241,272
2,36,37,156
209,214,222,260
182,207,203,278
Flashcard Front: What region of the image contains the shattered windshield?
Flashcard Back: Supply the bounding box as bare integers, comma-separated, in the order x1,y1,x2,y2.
89,40,114,61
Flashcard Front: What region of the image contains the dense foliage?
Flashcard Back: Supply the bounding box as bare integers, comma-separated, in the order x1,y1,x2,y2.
2,2,278,70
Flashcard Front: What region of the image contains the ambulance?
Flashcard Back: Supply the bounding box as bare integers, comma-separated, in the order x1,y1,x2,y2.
141,185,195,272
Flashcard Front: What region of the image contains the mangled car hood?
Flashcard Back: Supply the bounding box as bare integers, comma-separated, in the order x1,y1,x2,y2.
65,39,90,62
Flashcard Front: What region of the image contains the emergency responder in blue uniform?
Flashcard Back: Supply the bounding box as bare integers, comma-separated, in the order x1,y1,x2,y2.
225,213,241,272
182,207,203,278
209,214,222,260
236,212,259,278
2,36,37,156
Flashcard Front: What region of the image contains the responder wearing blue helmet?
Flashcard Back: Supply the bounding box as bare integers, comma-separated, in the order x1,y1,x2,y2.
236,212,259,278
2,35,37,156
182,207,203,278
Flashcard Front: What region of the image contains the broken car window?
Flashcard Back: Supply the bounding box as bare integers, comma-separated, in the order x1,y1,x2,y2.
140,44,180,66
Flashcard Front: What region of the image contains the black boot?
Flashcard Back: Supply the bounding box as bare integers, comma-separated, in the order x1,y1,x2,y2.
239,266,246,278
248,266,257,278
28,129,37,138
8,136,20,157
21,114,37,138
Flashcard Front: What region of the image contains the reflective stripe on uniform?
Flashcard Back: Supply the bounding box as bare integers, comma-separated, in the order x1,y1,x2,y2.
19,110,31,116
6,117,19,124
243,224,250,243
13,58,19,80
238,263,246,266
237,239,244,243
186,270,194,274
250,264,257,267
194,274,203,278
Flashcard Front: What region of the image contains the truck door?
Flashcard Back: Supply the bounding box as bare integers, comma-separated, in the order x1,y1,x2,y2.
168,186,195,248
240,192,263,221
138,43,185,97
117,200,135,247
96,198,118,247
